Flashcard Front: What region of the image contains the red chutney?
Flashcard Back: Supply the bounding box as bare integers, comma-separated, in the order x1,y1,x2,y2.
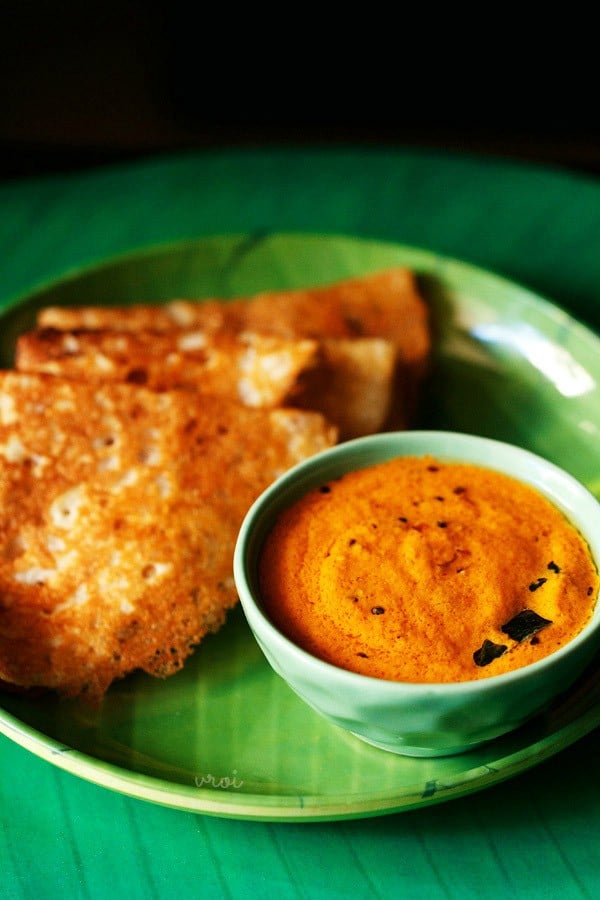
258,455,600,682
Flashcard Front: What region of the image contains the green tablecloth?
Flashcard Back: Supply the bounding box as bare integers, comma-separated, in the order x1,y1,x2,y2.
1,147,599,898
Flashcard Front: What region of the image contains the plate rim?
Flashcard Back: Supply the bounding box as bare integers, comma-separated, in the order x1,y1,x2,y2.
2,686,600,822
0,229,597,336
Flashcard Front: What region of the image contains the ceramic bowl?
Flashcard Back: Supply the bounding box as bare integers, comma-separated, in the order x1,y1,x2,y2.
233,431,600,757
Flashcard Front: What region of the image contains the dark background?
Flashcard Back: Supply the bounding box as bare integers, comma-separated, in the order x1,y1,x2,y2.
1,2,599,182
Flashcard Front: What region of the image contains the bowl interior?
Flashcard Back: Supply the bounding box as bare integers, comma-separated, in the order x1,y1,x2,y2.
239,430,600,647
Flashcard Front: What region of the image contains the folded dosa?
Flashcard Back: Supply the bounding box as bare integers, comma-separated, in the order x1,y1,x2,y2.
16,328,398,439
0,371,336,699
16,328,319,410
34,267,431,434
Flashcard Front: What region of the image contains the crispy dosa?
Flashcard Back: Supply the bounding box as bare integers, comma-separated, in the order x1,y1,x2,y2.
0,371,336,699
16,327,319,409
34,267,431,433
16,328,398,439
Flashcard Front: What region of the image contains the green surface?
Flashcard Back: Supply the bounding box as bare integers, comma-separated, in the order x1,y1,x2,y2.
1,149,600,897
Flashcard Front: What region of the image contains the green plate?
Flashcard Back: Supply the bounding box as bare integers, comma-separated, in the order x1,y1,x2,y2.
1,232,599,822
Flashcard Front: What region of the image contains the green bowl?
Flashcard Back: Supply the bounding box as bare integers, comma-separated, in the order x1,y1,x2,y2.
234,430,600,757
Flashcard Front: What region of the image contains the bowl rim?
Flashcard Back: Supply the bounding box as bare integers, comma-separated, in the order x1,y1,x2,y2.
233,430,600,695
